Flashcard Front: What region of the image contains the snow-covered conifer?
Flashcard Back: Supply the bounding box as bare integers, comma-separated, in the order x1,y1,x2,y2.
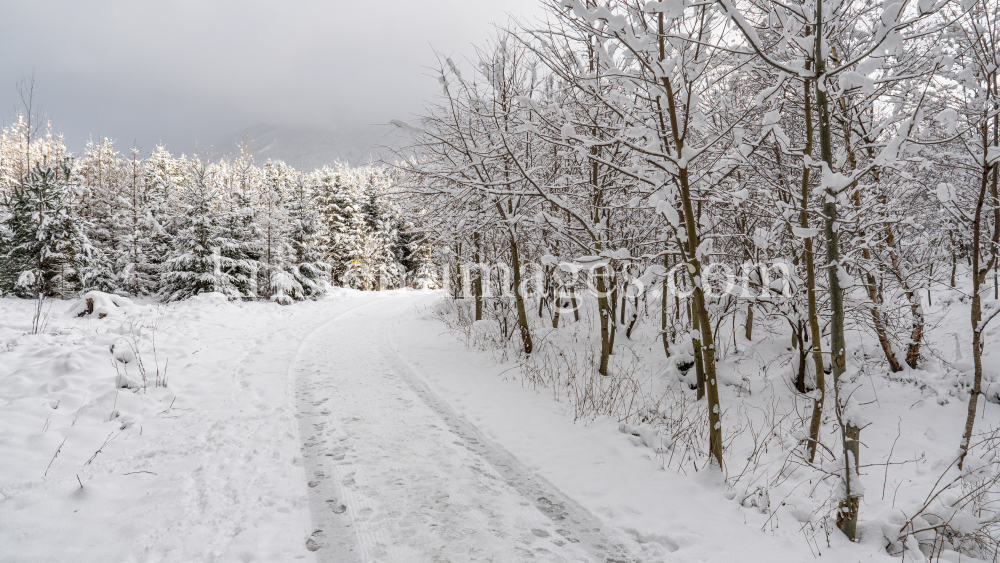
1,155,90,298
144,146,187,289
285,176,329,300
114,147,159,296
312,164,366,287
76,137,123,293
216,149,263,300
161,158,237,301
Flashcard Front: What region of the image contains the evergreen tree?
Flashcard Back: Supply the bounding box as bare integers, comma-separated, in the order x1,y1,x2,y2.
76,137,122,293
217,150,262,300
161,159,238,301
285,176,329,300
312,164,366,287
258,159,307,303
409,243,439,290
116,147,158,296
1,156,90,298
144,146,186,289
359,172,404,289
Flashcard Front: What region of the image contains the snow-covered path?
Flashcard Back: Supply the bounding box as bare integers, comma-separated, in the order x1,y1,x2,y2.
2,289,874,562
294,293,634,563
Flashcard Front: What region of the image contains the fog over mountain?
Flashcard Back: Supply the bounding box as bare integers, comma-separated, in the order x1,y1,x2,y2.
0,0,540,159
207,124,405,171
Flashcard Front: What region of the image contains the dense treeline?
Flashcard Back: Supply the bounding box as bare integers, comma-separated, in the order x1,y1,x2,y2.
0,121,431,304
394,0,1000,548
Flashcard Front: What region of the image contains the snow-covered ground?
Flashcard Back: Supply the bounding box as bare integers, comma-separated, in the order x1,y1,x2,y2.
0,291,373,562
1,288,997,562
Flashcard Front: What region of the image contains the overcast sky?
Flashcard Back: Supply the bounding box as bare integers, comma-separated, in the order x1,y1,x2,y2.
0,0,541,155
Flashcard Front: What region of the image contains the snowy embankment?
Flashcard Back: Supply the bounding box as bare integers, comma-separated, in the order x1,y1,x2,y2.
422,283,1000,562
387,297,862,562
0,290,380,563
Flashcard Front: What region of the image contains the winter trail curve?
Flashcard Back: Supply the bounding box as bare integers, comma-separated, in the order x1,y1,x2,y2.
294,291,639,563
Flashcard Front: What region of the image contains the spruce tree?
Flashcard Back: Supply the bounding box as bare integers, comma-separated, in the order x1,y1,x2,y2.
312,164,366,287
1,157,91,298
161,159,237,301
359,172,403,289
286,176,329,299
116,147,158,296
144,146,186,290
77,137,122,293
217,152,262,300
258,160,301,303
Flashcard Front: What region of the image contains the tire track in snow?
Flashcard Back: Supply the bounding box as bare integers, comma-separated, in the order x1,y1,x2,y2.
295,292,641,562
380,301,641,563
293,292,402,563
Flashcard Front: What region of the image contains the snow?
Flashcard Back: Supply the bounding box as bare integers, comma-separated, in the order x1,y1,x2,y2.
838,71,876,95
655,199,680,227
643,0,685,19
3,287,1000,562
0,292,361,562
791,226,819,238
296,293,612,561
988,146,1000,166
67,290,136,318
937,182,956,202
397,295,845,561
937,108,959,136
560,122,577,140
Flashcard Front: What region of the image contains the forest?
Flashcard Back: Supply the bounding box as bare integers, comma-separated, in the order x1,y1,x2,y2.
389,0,1000,556
1,0,1000,560
0,118,430,305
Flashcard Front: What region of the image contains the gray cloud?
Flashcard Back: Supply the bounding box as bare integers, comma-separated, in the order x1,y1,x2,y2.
0,0,540,158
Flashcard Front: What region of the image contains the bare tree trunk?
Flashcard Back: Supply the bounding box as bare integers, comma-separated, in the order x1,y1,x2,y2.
678,153,722,467
620,288,626,325
570,286,580,322
692,286,723,468
474,231,483,321
815,18,859,537
951,231,958,287
609,276,618,355
626,294,639,339
454,242,463,300
596,266,612,375
661,248,671,357
959,125,999,470
652,6,722,466
744,304,754,341
800,72,826,463
796,322,809,393
904,288,925,369
538,284,546,318
553,287,561,328
692,308,707,401
510,233,533,355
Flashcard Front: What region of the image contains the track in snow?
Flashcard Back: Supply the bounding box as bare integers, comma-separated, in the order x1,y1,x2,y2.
294,293,639,563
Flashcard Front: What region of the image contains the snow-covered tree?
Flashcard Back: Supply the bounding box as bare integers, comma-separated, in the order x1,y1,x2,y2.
144,145,187,288
257,159,295,301
161,159,237,301
312,164,366,286
76,137,123,293
216,151,262,300
116,147,159,296
285,176,329,300
1,156,90,299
